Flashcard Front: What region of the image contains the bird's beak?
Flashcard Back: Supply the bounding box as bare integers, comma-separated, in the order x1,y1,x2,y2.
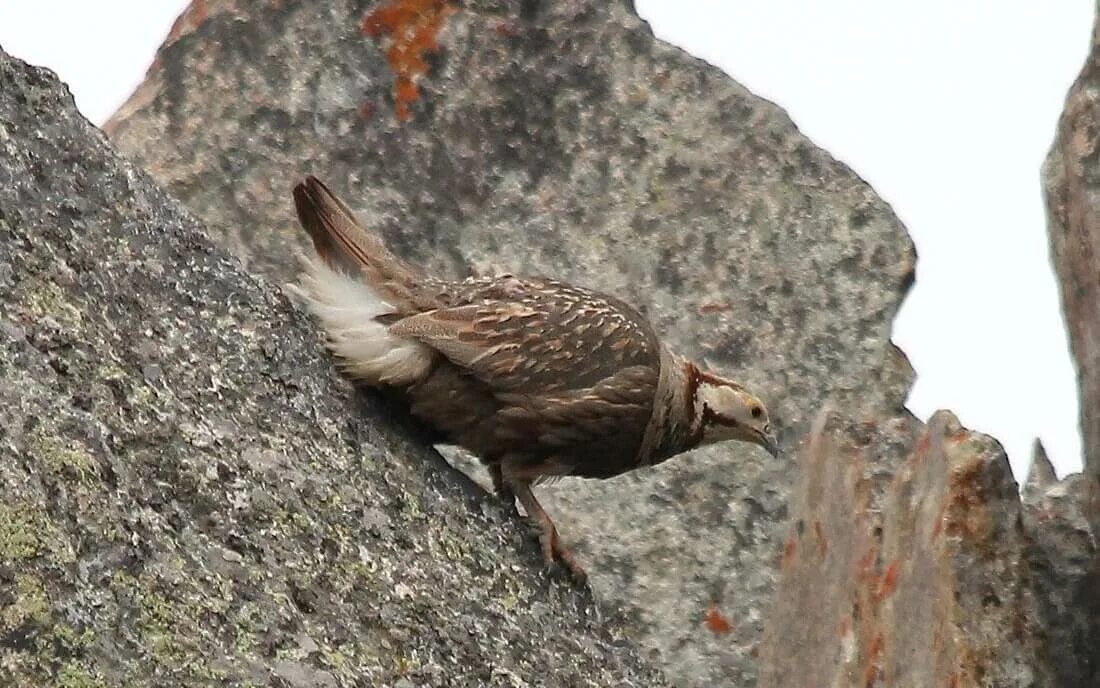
759,432,781,459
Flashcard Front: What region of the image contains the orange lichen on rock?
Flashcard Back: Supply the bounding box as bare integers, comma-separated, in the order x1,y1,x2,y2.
703,604,733,636
361,0,457,122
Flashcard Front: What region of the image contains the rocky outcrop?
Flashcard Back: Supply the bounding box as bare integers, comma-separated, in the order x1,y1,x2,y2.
0,49,666,687
759,412,1099,687
106,2,915,683
1043,0,1100,527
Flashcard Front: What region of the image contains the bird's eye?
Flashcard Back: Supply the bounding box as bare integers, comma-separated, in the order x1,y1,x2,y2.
750,405,763,419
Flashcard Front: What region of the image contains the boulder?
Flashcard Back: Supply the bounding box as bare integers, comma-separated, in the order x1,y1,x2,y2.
0,48,665,687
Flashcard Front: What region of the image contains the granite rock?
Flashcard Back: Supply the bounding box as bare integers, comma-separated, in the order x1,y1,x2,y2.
0,48,667,687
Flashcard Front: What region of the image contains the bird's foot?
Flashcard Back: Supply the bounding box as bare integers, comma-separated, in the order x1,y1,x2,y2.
537,523,587,585
490,467,520,518
511,479,588,585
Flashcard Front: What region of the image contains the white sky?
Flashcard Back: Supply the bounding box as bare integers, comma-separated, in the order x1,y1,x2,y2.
0,2,1091,480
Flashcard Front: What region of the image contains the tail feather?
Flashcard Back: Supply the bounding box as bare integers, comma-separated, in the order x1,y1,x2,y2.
292,176,425,311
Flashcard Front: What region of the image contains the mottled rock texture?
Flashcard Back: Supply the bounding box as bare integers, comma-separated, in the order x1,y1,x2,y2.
107,1,916,683
0,49,668,687
1043,0,1100,527
760,411,1099,688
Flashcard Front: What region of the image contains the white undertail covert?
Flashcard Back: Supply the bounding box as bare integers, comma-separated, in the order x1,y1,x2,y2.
288,255,433,386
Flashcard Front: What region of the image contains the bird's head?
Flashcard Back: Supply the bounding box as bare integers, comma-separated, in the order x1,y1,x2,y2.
688,364,780,458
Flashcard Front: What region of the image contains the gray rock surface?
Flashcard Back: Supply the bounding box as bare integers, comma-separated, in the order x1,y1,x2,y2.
1043,0,1100,530
759,411,1099,687
0,48,667,687
1022,468,1100,686
1025,439,1058,499
106,1,916,683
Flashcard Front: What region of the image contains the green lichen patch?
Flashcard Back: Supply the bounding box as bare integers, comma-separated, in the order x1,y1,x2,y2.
0,502,71,565
1,573,50,632
21,280,83,329
0,504,44,562
56,661,107,688
26,431,100,485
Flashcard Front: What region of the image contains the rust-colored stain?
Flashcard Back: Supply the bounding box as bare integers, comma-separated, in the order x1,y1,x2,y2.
703,603,733,635
913,430,931,458
782,535,797,569
876,560,899,601
361,0,458,122
945,460,988,538
359,101,377,120
856,546,877,583
698,300,732,315
861,632,884,687
166,0,209,42
863,663,880,688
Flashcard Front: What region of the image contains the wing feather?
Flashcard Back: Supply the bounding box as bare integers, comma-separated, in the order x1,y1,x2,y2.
388,281,660,395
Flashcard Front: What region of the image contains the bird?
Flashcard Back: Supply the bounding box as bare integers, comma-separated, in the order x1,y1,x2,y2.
288,176,779,583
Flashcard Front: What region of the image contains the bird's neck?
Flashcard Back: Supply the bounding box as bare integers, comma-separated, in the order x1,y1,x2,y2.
636,352,704,466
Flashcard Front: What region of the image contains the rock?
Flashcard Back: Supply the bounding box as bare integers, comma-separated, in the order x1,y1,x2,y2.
106,1,915,683
1025,439,1058,501
759,411,1100,687
1022,468,1100,686
1043,0,1100,522
0,49,666,687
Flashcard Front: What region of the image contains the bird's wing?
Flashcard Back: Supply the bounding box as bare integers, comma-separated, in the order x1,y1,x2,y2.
392,279,664,476
387,279,661,394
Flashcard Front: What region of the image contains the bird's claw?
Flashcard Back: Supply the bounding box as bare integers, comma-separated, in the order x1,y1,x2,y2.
537,525,587,585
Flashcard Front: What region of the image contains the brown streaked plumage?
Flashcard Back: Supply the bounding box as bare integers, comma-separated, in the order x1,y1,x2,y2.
289,176,780,582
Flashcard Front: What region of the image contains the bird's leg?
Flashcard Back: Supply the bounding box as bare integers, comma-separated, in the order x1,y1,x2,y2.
489,463,518,516
512,480,587,584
